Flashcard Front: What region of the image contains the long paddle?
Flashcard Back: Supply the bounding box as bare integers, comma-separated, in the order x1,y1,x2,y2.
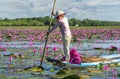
40,0,56,69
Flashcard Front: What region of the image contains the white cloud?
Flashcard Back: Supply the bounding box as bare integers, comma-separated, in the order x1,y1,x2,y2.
84,0,120,6
0,0,120,21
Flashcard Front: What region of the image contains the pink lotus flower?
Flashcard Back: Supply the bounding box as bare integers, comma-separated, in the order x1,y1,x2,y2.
29,41,34,47
52,47,58,52
103,65,109,71
108,45,117,51
9,56,13,62
3,47,6,52
33,48,37,54
111,68,117,79
39,48,43,54
112,68,117,75
112,76,116,79
13,44,16,46
118,48,120,51
54,55,58,59
77,38,81,45
46,51,49,56
45,46,49,51
0,37,2,41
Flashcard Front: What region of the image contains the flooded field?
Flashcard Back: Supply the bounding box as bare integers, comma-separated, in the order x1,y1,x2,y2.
0,27,120,79
0,39,120,79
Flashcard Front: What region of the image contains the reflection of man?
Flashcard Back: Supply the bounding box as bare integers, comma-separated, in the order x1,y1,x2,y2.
47,11,72,63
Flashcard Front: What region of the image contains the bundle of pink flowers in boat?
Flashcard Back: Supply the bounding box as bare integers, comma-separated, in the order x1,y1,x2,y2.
69,48,82,64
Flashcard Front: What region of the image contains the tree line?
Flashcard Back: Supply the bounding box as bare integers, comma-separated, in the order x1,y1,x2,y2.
0,16,120,26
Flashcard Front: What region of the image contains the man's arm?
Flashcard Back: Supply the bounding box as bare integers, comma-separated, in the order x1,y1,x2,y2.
47,22,58,35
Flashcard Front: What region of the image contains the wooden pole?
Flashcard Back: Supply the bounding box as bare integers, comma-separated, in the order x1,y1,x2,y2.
40,0,56,68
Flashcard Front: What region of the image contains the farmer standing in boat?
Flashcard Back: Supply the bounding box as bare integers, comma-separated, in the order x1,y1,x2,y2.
47,10,72,63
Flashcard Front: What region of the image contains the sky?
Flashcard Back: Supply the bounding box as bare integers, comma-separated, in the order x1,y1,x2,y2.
0,0,120,21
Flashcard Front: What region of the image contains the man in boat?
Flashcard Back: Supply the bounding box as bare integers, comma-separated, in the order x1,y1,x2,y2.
47,10,72,63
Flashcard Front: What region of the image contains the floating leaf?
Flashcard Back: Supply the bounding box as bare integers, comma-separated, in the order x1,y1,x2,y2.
50,68,55,72
63,74,83,79
31,67,43,72
56,69,67,75
96,63,103,69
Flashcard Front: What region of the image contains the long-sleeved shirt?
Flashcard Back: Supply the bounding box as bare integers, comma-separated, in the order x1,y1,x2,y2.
49,17,71,36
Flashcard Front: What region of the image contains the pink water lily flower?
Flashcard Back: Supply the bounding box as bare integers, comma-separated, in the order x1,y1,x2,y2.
3,47,6,52
112,68,117,75
29,41,34,47
103,65,109,71
52,47,58,52
45,46,49,51
33,48,37,54
39,48,43,53
46,51,49,56
9,56,13,62
118,48,120,51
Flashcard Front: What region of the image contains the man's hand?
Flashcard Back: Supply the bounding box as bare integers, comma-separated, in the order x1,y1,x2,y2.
52,11,55,16
44,32,49,39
